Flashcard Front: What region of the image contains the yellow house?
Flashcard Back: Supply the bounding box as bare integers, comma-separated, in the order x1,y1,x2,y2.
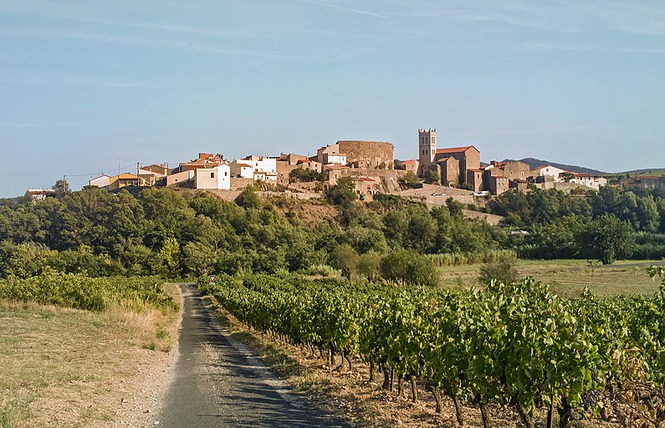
108,173,140,191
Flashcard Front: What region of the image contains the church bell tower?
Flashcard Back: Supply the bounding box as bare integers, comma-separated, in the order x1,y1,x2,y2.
418,128,437,170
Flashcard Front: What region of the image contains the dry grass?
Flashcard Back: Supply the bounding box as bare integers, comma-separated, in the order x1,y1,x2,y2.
0,283,180,428
438,259,663,297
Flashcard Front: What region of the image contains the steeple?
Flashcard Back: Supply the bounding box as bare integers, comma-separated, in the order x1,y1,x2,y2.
418,128,437,167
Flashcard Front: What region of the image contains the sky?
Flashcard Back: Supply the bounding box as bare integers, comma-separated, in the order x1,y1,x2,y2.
1,0,664,197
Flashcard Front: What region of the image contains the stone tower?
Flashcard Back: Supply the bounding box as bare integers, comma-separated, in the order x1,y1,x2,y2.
418,128,437,170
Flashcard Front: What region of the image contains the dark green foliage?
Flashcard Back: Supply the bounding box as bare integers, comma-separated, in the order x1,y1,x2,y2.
2,179,663,281
380,249,438,286
234,185,261,209
398,171,420,189
331,244,358,280
578,214,636,265
423,168,440,185
289,168,325,183
324,176,357,207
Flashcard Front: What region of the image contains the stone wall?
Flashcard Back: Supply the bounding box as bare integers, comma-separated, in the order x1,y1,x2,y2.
503,161,532,181
338,140,394,169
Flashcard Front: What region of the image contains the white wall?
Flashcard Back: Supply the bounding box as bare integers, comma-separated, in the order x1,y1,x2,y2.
89,175,110,188
195,165,230,190
537,166,565,180
571,176,607,191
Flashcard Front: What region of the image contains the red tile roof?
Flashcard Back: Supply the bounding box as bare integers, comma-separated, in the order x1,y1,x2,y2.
436,146,478,154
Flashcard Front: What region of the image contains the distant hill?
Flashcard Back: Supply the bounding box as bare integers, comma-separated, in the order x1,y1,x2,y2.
502,158,606,175
620,168,665,176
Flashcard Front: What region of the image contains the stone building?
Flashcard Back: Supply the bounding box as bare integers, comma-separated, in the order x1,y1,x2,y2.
401,159,419,174
354,177,380,201
438,157,460,186
466,169,484,192
337,140,394,169
435,146,481,186
487,175,509,195
417,128,480,187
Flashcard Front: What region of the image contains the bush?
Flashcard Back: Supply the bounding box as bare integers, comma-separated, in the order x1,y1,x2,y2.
304,264,336,277
478,257,519,285
380,249,438,286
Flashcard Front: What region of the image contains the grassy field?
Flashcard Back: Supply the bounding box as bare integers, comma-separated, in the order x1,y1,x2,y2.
438,259,664,297
0,283,180,428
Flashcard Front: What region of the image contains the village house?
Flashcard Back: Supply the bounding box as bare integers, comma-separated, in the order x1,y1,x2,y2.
174,153,225,173
401,159,419,174
298,159,323,173
108,173,140,191
166,170,195,186
230,156,277,181
338,140,394,169
570,173,607,191
323,164,348,185
533,165,566,182
25,188,56,202
354,177,380,201
194,165,230,190
89,174,111,189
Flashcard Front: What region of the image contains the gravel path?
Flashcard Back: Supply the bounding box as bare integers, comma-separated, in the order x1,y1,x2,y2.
157,283,350,428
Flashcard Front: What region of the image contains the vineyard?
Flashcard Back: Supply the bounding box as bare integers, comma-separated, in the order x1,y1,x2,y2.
200,268,665,427
0,268,176,311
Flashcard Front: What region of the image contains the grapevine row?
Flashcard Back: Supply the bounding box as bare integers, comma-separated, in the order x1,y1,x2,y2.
200,272,665,427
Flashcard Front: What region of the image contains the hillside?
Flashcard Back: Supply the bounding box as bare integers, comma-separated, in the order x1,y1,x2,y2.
502,157,606,175
620,168,665,176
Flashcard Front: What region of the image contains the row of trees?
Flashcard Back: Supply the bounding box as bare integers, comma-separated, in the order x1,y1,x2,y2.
490,186,665,233
488,186,665,262
0,185,501,278
1,182,663,279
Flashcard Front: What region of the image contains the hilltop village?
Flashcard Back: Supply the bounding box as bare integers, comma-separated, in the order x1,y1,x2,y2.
74,129,615,202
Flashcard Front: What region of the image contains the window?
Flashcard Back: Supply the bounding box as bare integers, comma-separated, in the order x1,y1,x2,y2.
211,172,215,178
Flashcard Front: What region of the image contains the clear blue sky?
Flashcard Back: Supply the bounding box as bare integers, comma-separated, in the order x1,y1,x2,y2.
1,0,664,197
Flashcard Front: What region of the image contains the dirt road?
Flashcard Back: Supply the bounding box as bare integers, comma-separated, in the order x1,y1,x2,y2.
158,283,349,427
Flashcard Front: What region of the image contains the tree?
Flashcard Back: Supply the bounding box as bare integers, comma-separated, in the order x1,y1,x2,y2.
423,168,440,185
578,214,635,265
183,241,216,276
159,237,182,276
289,168,325,183
380,249,438,286
331,244,359,280
478,257,519,285
393,160,406,170
398,171,420,189
235,185,261,209
357,251,381,282
325,177,357,207
52,179,71,198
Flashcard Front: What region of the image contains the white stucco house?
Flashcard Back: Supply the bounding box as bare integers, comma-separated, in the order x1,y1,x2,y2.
89,174,111,189
534,165,566,181
230,156,277,181
570,173,607,191
195,165,230,190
